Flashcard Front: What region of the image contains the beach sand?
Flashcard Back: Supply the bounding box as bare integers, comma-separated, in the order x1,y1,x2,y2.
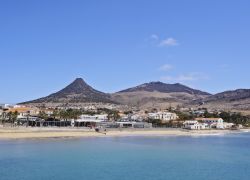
0,127,248,139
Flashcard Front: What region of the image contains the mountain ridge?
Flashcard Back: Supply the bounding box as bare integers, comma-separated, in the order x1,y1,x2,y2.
112,81,211,109
204,89,250,102
118,81,211,95
20,78,250,111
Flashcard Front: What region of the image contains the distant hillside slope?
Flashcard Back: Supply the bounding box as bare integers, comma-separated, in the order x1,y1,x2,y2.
198,89,250,111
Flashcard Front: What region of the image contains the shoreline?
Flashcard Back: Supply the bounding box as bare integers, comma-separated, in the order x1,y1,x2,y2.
0,127,249,140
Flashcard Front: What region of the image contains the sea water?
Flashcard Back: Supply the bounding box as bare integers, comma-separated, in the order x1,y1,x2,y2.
0,133,250,180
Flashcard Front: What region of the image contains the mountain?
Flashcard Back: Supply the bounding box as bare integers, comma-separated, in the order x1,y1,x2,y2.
198,89,250,111
21,78,250,112
21,78,115,105
204,89,250,102
118,82,210,95
112,82,211,109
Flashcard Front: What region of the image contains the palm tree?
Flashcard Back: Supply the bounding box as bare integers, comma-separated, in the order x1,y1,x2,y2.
7,112,13,124
13,111,19,126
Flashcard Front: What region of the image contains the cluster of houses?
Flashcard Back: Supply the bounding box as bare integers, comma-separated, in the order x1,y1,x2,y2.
74,114,152,128
0,104,241,130
0,104,49,118
148,112,178,122
183,118,239,130
0,104,153,129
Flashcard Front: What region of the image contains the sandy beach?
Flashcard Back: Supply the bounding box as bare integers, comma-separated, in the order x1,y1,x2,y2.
0,127,249,139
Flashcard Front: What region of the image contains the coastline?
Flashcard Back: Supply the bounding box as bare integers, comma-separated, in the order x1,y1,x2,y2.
0,127,249,140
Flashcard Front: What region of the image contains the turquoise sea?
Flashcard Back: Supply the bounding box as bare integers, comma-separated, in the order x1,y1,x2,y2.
0,133,250,180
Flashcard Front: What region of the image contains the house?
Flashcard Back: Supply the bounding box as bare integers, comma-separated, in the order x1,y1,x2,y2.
80,114,108,121
0,104,12,109
74,114,108,127
118,112,146,122
223,122,235,129
38,108,54,116
130,114,145,121
83,106,97,111
17,116,44,127
6,107,40,118
183,120,207,130
195,118,224,129
148,112,178,122
115,121,152,128
192,110,206,116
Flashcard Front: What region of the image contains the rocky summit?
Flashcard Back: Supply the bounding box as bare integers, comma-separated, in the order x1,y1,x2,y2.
21,78,114,104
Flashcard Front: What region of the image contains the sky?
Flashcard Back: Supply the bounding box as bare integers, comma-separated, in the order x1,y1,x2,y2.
0,0,250,103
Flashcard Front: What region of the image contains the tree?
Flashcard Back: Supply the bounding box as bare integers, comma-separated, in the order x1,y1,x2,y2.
219,111,250,126
107,110,120,121
5,111,19,126
59,110,68,120
52,109,59,120
7,112,13,123
38,111,48,120
176,111,194,120
13,111,19,125
203,110,213,118
66,109,81,120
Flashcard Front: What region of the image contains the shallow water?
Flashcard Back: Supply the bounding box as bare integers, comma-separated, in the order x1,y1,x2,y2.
0,133,250,180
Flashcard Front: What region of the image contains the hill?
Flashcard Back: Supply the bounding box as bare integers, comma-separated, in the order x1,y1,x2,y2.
20,78,250,112
112,82,211,109
197,89,250,111
21,78,115,105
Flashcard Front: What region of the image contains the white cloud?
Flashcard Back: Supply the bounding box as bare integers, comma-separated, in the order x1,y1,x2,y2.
159,37,179,47
147,34,179,47
161,72,209,82
150,34,159,40
159,64,173,71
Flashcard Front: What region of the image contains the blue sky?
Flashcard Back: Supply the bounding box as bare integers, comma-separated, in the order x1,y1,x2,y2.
0,0,250,103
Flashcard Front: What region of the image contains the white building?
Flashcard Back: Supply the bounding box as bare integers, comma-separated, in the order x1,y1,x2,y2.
74,114,109,127
79,114,108,121
195,118,224,129
148,112,178,122
116,121,152,128
223,122,235,129
0,104,11,109
78,114,108,121
183,120,207,130
83,106,97,111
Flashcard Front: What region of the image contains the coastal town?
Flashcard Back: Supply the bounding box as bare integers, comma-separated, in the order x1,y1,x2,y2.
1,77,249,140
0,103,247,133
